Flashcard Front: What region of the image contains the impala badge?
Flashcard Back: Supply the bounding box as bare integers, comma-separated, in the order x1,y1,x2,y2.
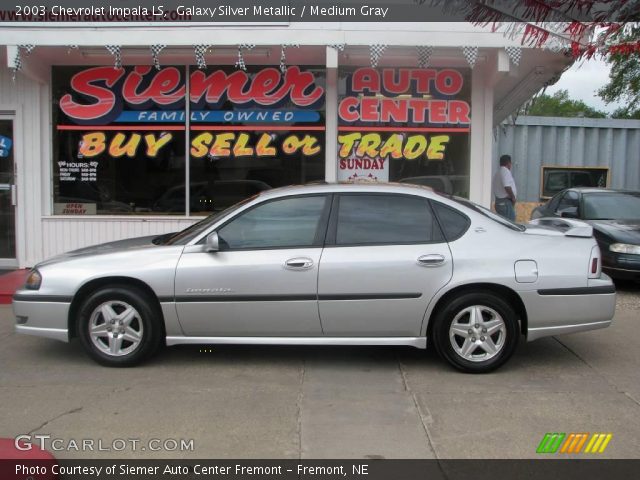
186,288,233,294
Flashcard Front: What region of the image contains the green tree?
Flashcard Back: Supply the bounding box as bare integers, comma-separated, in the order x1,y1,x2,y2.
611,106,640,119
598,24,640,117
523,90,607,118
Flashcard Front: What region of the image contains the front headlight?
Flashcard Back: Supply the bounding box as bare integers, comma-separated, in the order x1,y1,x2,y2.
609,243,640,255
24,269,42,290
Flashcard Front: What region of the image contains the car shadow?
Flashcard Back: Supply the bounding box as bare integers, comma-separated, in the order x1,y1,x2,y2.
14,333,605,377
614,278,640,292
147,335,572,374
160,343,436,366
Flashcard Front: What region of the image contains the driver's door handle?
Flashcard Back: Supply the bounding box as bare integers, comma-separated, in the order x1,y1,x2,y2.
417,254,446,267
284,257,314,270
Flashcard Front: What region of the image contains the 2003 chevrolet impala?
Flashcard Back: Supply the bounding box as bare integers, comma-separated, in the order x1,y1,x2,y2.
13,184,616,373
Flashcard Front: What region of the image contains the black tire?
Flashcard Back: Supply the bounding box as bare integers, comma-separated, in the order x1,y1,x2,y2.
431,291,520,373
77,285,163,367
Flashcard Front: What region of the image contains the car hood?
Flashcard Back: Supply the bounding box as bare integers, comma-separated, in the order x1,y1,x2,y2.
588,219,640,244
36,233,175,267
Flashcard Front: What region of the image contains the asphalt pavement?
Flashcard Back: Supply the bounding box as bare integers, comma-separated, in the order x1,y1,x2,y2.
1,285,639,459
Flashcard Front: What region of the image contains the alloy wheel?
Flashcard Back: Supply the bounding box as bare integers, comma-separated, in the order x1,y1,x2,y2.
448,305,507,362
88,300,144,357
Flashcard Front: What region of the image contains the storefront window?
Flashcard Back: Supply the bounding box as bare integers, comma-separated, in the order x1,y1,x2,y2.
51,64,326,215
52,66,187,215
188,65,326,214
337,67,471,197
52,64,470,214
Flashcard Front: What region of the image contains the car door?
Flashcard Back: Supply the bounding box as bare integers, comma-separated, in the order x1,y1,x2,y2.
318,193,453,337
174,194,330,336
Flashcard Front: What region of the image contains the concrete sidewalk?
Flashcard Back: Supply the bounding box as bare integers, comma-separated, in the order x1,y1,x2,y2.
1,289,639,459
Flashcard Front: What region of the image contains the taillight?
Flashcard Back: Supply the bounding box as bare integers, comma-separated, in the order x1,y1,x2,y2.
588,246,601,279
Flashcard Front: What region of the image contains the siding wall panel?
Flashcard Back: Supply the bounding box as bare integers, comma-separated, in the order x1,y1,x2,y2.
495,116,640,202
0,65,45,267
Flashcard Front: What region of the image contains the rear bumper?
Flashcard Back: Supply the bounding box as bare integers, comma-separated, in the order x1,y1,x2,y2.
527,319,612,341
12,297,70,343
520,280,616,342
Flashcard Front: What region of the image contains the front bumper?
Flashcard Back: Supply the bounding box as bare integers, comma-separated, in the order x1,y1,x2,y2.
520,279,616,342
603,252,640,280
13,294,71,342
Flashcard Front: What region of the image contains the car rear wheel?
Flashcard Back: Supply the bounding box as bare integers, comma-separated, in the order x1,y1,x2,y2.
432,292,519,373
77,286,163,367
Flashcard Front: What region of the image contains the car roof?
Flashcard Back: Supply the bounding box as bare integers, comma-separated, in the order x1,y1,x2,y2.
569,187,640,194
256,182,437,199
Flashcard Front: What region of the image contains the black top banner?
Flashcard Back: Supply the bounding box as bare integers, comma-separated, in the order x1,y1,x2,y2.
1,1,639,23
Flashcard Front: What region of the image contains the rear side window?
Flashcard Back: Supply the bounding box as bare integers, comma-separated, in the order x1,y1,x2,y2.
335,194,443,245
430,201,470,241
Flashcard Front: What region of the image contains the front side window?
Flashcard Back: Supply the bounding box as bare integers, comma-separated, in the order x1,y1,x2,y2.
163,196,256,246
217,196,327,250
335,194,443,245
546,192,563,212
556,191,579,213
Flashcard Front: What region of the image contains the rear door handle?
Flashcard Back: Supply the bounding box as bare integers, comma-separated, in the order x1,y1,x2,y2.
417,254,446,267
285,257,314,270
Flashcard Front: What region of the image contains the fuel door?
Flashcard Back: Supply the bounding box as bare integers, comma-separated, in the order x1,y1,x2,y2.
515,260,538,283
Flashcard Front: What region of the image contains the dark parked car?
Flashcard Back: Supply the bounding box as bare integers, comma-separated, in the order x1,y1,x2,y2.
531,188,640,281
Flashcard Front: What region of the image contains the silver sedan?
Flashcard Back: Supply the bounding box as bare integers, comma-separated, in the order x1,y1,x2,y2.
13,184,616,373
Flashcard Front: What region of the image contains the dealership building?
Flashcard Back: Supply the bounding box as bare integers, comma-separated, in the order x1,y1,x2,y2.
0,21,573,268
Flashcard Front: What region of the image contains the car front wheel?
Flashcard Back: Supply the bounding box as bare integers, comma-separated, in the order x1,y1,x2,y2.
77,286,163,367
432,292,520,373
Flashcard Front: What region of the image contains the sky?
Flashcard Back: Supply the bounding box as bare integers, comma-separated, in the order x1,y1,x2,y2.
545,57,624,114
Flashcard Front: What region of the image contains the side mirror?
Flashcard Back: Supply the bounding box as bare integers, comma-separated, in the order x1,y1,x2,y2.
205,232,220,252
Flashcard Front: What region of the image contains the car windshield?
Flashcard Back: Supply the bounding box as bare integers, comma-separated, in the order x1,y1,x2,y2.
158,196,256,245
583,192,640,220
437,194,525,232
